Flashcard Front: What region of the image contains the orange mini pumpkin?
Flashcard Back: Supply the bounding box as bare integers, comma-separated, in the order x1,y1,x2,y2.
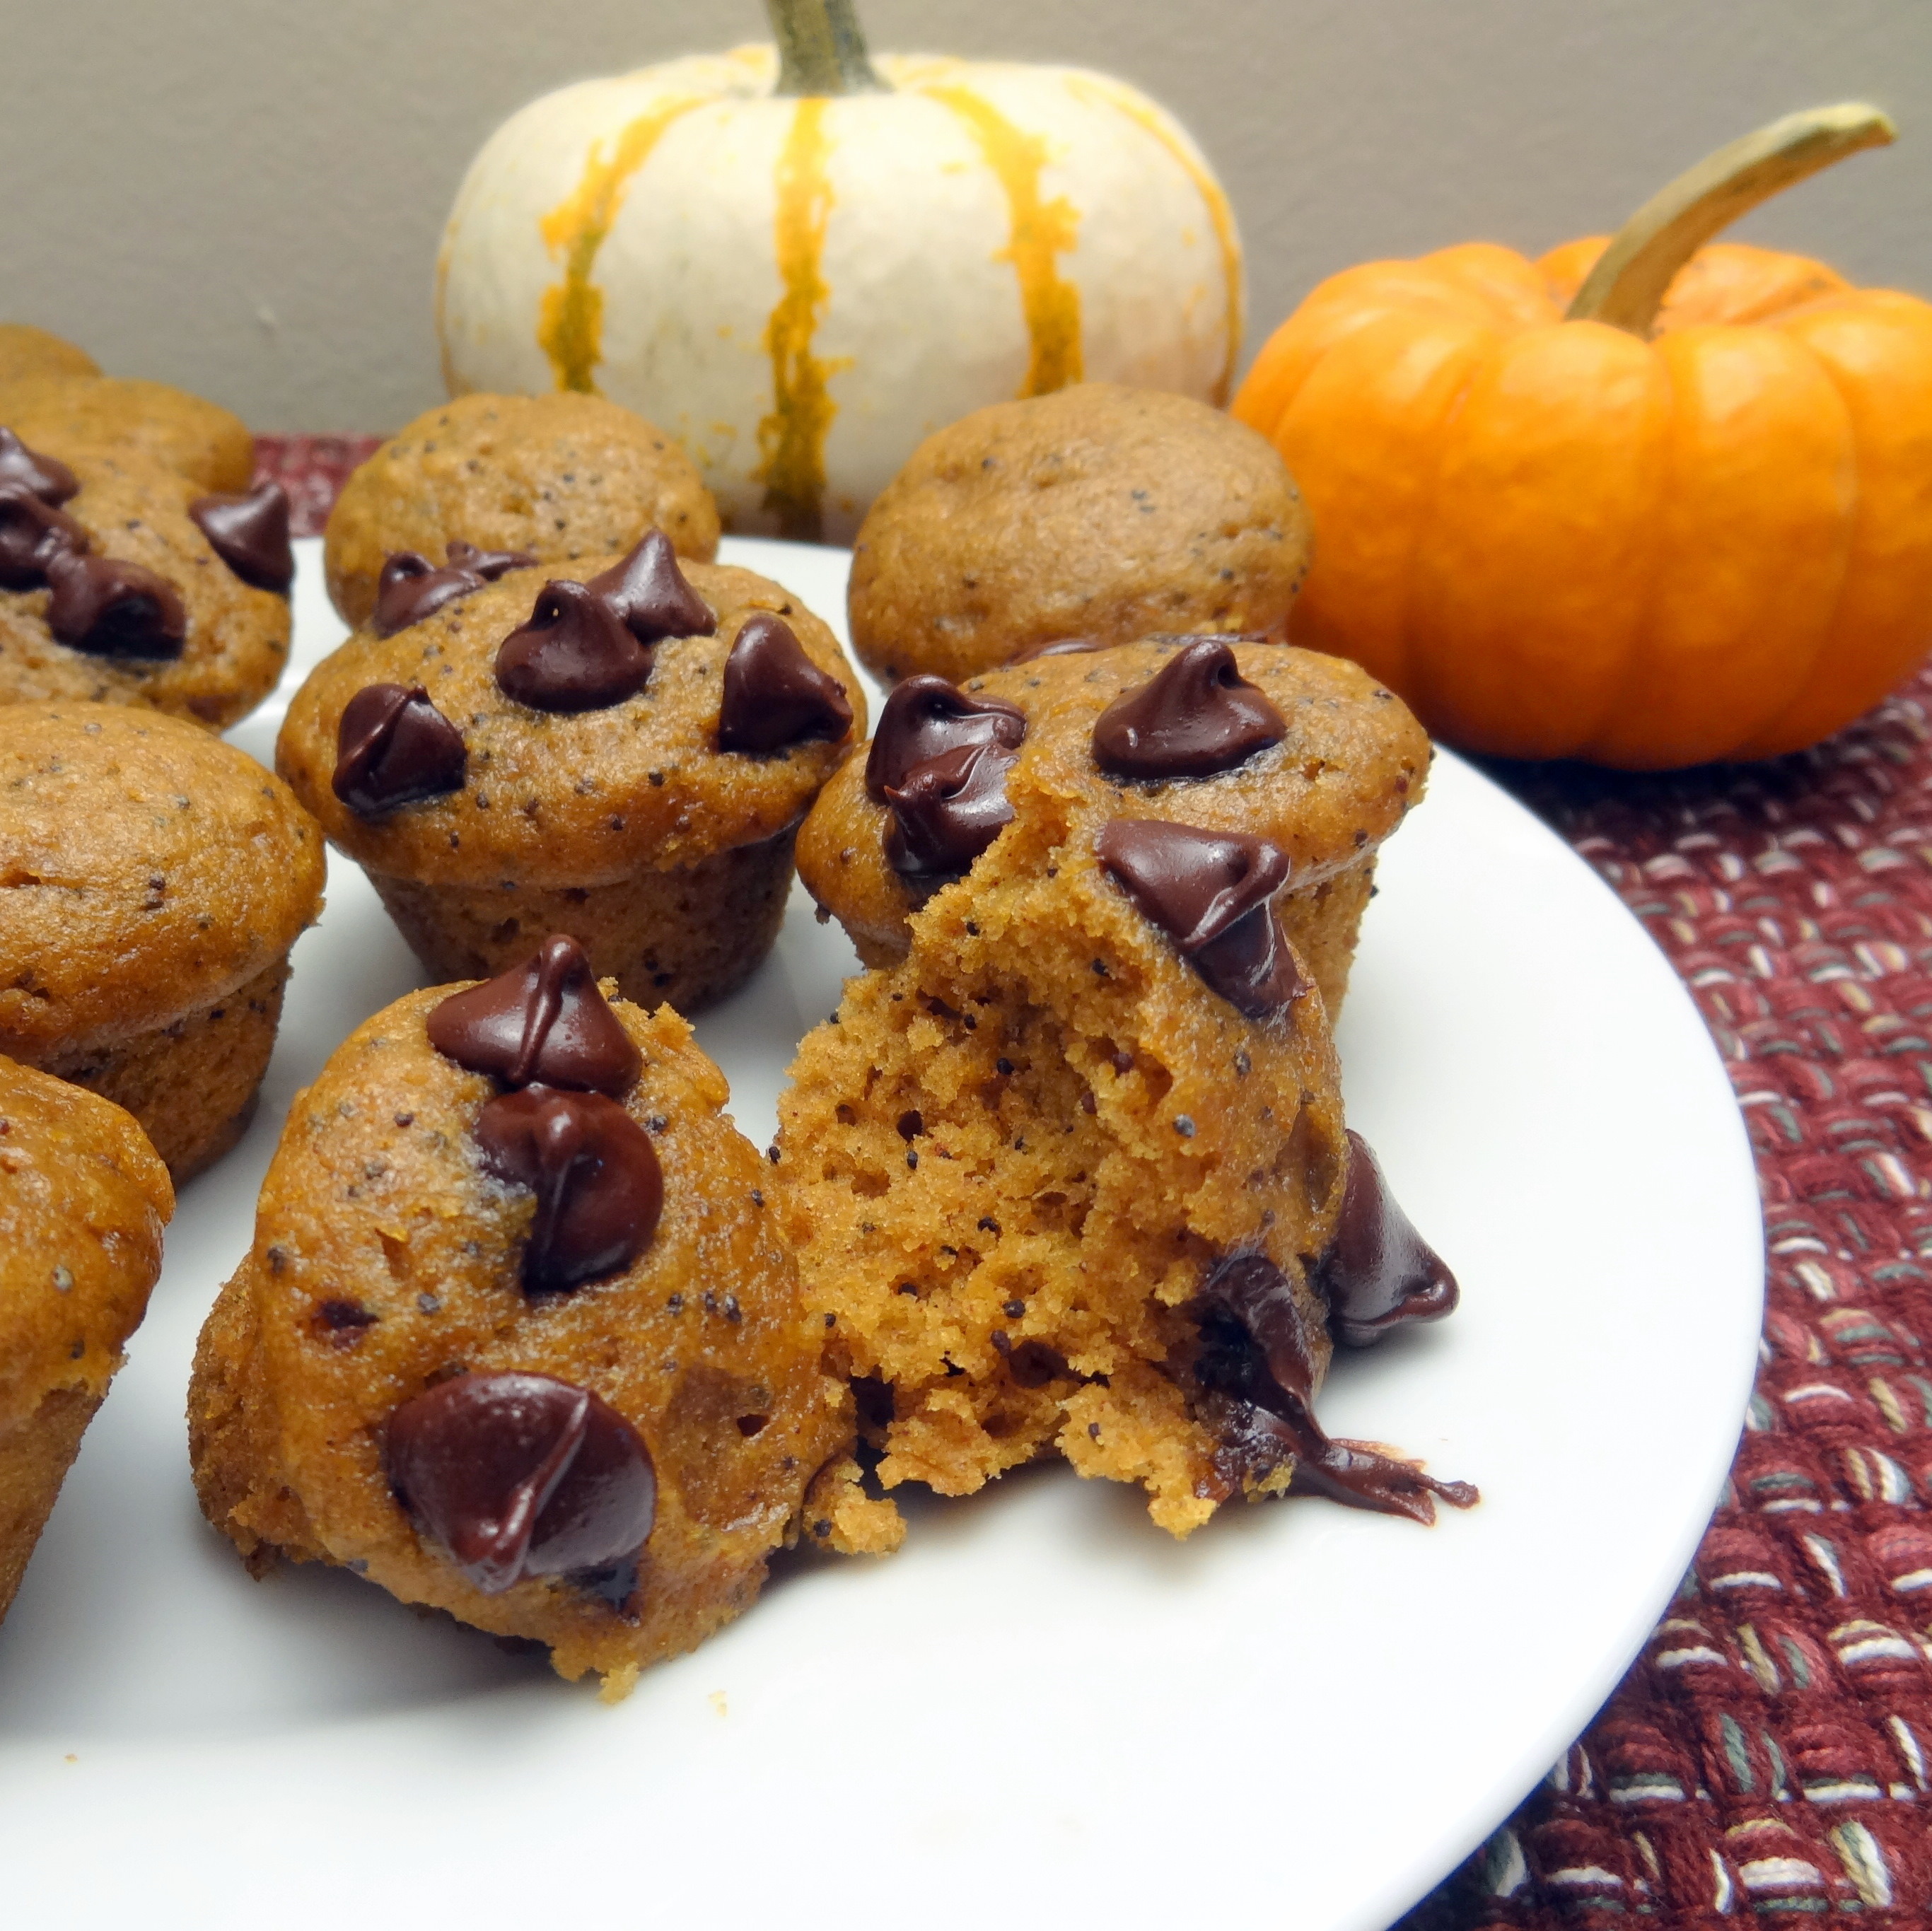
1234,105,1932,769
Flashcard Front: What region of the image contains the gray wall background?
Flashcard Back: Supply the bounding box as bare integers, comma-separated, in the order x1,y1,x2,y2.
4,1,1927,433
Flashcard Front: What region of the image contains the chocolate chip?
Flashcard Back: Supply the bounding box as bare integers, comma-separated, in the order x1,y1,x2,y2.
883,741,1018,877
188,481,294,593
474,1086,663,1294
1091,638,1285,780
446,539,538,581
0,484,88,590
373,540,537,636
585,530,714,644
1095,819,1304,1018
0,428,78,507
45,550,186,658
716,612,852,753
496,578,651,712
332,682,467,817
865,676,1025,800
426,933,641,1095
383,1371,655,1594
1314,1130,1460,1347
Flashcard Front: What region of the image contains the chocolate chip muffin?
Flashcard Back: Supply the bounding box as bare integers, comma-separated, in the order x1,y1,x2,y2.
0,704,325,1179
776,795,1470,1536
0,374,254,494
848,384,1312,685
0,1056,171,1621
0,325,98,385
0,431,293,729
324,392,721,629
189,940,896,1697
277,534,863,1013
796,636,1428,1013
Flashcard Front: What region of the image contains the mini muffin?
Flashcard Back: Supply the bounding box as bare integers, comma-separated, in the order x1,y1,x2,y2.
278,535,863,1013
0,704,325,1179
777,796,1470,1536
0,433,293,729
848,384,1312,685
189,940,896,1697
324,392,721,629
0,374,253,494
0,325,98,385
796,636,1428,1013
0,1056,171,1621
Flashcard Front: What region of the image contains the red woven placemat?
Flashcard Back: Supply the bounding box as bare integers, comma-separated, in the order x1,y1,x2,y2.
254,438,1932,1927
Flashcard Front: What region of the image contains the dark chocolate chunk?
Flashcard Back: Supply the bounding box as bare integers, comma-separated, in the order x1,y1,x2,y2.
444,539,538,581
1006,635,1109,664
187,481,294,594
383,1371,656,1594
883,740,1018,877
426,933,641,1095
0,484,88,590
585,530,714,644
1091,638,1285,780
1195,1251,1476,1522
495,578,651,712
864,675,1026,800
44,550,186,658
332,682,467,817
474,1085,663,1294
1315,1129,1460,1346
0,428,78,507
716,611,852,753
1095,818,1303,1017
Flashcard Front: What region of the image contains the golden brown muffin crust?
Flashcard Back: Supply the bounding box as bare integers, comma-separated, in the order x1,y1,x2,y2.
0,375,253,494
325,392,721,627
847,384,1312,684
0,704,324,1061
0,325,99,385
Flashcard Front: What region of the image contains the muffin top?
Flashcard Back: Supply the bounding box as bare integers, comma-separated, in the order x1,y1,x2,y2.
0,375,253,494
0,326,99,385
0,1056,172,1430
847,383,1312,684
0,439,292,730
278,545,866,889
0,704,324,1059
324,392,722,628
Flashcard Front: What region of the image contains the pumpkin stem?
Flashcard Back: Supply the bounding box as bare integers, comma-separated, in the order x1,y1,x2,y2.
1566,103,1895,335
766,0,888,95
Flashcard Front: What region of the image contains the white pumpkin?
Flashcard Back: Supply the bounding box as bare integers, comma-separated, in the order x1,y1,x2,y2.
436,4,1242,544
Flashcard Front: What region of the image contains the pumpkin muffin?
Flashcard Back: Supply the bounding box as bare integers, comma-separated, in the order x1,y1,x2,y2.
189,943,897,1697
796,636,1428,1013
0,325,98,385
0,374,253,494
0,1056,172,1621
847,383,1311,685
0,433,293,729
776,794,1470,1536
277,535,863,1013
324,392,721,629
0,704,325,1180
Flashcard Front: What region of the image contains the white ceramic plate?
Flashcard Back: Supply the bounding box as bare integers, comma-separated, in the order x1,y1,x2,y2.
0,539,1762,1930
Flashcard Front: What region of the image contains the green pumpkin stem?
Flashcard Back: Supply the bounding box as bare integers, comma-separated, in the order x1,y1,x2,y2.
1566,102,1895,337
767,0,888,95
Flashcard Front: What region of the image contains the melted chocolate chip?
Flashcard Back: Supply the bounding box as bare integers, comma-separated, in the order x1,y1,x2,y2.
445,539,539,581
1006,636,1110,665
187,481,294,593
716,612,853,754
865,676,1026,800
0,484,88,590
1315,1130,1460,1346
332,682,467,817
383,1371,656,1594
883,740,1018,877
1196,1252,1476,1522
426,934,641,1095
0,428,78,507
44,550,186,658
1095,819,1304,1018
586,530,715,644
1091,638,1286,780
475,1085,663,1294
495,578,651,712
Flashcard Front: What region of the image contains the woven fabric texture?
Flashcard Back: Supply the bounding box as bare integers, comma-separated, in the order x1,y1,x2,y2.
251,438,1932,1928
